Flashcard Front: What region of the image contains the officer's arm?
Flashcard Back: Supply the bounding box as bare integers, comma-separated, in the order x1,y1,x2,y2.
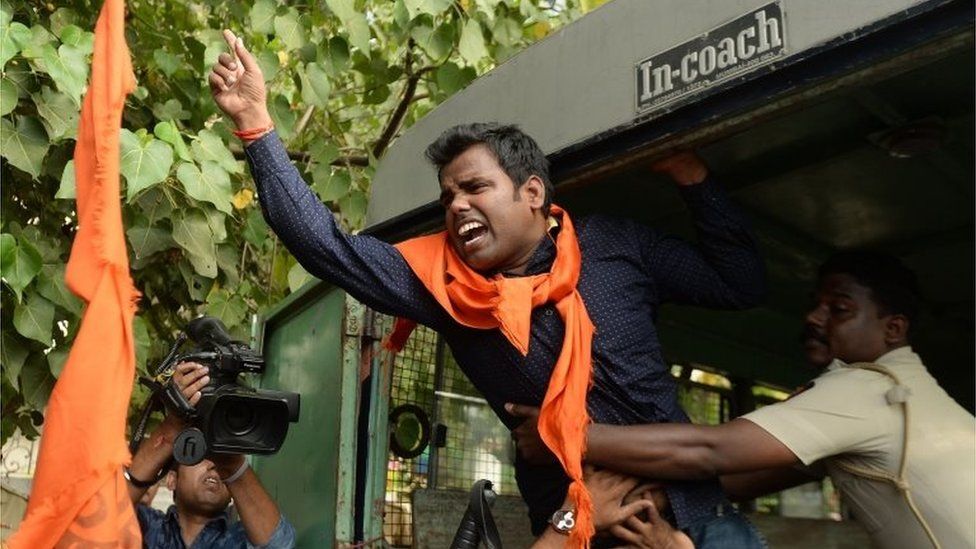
585,418,800,480
721,465,825,502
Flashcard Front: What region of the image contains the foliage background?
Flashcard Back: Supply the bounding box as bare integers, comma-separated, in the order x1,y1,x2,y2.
0,0,601,446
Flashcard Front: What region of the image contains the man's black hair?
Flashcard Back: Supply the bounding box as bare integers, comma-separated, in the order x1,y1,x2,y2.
819,251,922,338
425,123,554,214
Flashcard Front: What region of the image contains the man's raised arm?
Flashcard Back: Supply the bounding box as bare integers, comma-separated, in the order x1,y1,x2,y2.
207,30,446,329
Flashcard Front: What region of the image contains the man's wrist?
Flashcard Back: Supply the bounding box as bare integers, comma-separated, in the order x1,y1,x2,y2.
232,109,273,133
214,454,247,478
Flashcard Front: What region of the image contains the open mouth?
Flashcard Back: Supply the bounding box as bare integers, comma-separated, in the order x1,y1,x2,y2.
457,220,488,249
203,476,221,488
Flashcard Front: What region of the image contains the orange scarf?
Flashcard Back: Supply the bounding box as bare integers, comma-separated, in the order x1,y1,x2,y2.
390,205,596,546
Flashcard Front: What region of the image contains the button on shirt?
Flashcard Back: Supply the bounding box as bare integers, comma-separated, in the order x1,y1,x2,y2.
136,504,296,549
245,132,766,532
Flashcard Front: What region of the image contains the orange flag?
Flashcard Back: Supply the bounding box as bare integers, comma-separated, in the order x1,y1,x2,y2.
7,0,141,546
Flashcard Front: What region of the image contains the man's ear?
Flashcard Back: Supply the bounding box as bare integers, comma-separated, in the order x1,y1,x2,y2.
165,470,177,491
884,314,910,346
520,175,546,210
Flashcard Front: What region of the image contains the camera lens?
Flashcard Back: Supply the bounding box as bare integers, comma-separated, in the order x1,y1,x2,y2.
223,400,258,436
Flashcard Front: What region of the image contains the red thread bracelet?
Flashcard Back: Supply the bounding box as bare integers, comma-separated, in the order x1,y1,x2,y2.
233,124,274,140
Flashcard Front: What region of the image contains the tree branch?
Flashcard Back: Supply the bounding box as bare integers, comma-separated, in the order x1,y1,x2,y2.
371,44,433,159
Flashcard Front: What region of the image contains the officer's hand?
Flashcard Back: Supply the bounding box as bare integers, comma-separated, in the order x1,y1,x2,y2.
172,361,210,407
583,466,656,531
209,29,272,131
609,501,695,549
651,151,708,186
505,403,559,465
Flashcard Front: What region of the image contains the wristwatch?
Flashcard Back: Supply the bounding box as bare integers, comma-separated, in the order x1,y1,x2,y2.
550,508,576,535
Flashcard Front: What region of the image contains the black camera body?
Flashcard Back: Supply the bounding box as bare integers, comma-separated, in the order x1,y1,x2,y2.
160,317,300,465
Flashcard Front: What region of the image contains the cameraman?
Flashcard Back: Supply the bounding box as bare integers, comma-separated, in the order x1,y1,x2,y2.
126,362,296,548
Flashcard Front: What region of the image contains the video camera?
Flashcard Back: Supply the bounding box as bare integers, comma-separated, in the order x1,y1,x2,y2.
138,316,300,466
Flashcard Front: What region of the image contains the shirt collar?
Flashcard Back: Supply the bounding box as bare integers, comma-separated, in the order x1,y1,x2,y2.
510,215,560,277
165,505,231,532
828,346,921,371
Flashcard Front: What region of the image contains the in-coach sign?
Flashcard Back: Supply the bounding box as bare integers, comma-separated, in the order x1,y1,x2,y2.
636,2,787,113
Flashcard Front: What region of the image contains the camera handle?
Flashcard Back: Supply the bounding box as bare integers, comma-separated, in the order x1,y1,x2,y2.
450,479,502,549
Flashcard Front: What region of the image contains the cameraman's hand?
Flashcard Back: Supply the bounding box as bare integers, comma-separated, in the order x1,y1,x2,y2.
210,29,272,134
173,361,210,407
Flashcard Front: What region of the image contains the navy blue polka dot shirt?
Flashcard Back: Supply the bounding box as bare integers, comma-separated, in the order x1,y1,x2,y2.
246,132,767,532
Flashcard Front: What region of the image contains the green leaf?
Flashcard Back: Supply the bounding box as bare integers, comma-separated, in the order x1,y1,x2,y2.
411,23,453,61
56,160,75,199
274,9,307,51
42,44,88,104
19,24,56,60
1,21,30,69
20,354,54,410
287,261,313,292
172,209,218,278
1,116,49,179
339,189,368,228
459,19,487,66
126,219,175,260
436,62,465,95
363,83,390,105
313,165,351,201
0,233,15,274
250,0,276,35
216,244,239,286
49,8,81,37
1,1,13,27
408,0,453,18
120,129,174,201
243,208,269,246
46,346,69,378
36,264,82,316
154,121,192,162
1,233,42,301
32,86,78,141
255,49,280,82
300,62,332,108
204,208,228,243
205,288,247,329
58,25,94,55
135,187,175,223
268,94,296,139
308,140,340,167
326,0,370,56
492,16,522,48
178,261,215,302
323,36,350,72
0,332,28,391
153,48,182,77
0,78,17,116
13,295,55,345
19,226,60,264
152,98,191,121
133,315,150,374
190,129,241,174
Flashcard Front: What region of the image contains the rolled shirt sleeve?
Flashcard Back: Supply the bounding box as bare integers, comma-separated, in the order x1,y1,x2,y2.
741,367,894,465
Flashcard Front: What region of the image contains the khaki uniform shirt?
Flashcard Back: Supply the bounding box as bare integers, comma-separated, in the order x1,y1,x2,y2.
743,347,975,548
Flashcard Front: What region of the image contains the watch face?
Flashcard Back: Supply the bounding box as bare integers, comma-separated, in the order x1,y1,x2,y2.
551,509,576,534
